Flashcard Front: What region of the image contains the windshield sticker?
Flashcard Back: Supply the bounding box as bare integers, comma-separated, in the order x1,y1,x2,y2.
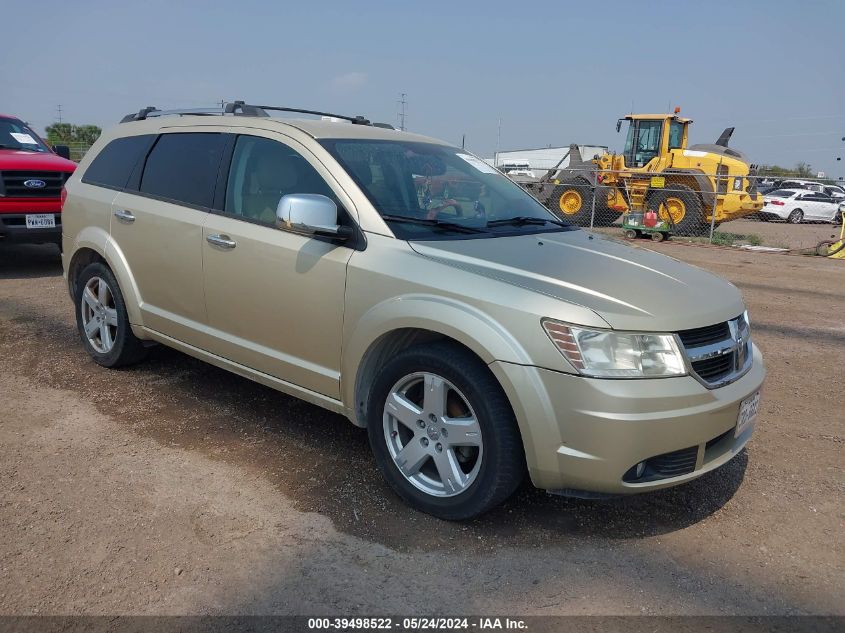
10,132,37,145
456,153,499,175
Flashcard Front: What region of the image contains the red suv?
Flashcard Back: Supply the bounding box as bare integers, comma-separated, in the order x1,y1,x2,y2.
1,114,76,248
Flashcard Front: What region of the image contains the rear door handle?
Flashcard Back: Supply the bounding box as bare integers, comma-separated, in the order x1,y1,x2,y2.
113,209,135,223
206,234,237,249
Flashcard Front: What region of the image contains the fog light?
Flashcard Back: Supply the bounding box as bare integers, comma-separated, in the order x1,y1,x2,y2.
634,461,646,478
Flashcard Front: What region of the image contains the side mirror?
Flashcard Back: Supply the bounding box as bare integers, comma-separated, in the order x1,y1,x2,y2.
54,145,71,160
276,193,350,239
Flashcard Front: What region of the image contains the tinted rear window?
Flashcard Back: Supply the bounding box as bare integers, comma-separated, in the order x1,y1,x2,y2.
767,190,796,198
82,135,155,189
139,133,226,208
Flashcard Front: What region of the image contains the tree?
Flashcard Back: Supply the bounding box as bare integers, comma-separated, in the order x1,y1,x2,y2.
759,162,819,179
45,123,102,146
794,161,813,178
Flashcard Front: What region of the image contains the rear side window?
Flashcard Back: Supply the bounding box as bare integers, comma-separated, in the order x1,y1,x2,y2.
82,135,155,189
139,133,226,208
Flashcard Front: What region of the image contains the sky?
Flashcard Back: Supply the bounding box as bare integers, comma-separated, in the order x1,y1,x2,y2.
3,0,844,179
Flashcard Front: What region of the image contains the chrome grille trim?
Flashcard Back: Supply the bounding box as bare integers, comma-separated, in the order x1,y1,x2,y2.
677,314,752,389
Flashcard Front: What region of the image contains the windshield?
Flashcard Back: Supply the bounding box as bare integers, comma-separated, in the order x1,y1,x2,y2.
766,190,797,198
622,120,662,167
0,119,50,152
320,139,575,240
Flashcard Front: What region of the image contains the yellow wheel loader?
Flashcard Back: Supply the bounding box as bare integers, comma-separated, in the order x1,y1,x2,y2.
525,112,764,233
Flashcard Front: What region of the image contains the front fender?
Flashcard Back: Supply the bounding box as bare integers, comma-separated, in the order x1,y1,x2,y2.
342,293,533,413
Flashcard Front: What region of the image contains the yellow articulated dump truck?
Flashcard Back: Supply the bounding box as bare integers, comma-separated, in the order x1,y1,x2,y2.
524,111,764,233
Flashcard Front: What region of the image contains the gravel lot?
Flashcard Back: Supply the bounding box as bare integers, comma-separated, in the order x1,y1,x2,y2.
0,240,842,616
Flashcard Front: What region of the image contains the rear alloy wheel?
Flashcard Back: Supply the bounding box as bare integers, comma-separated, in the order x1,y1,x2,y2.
75,262,147,368
367,342,524,520
788,209,804,224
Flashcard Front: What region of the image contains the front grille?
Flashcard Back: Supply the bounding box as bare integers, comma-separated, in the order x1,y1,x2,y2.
676,314,751,388
677,322,730,347
691,352,735,382
649,446,698,477
0,171,66,198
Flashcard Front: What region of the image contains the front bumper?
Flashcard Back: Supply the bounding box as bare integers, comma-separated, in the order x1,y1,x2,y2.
491,344,765,493
0,213,62,244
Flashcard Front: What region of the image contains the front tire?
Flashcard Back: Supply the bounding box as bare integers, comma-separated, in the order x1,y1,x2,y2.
367,342,524,520
648,184,705,235
75,262,147,368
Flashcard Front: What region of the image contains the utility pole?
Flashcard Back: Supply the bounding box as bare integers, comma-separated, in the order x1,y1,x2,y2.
397,93,407,131
56,104,63,124
495,118,501,167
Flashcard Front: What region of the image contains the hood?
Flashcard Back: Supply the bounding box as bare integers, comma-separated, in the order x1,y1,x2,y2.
410,230,745,332
0,149,76,172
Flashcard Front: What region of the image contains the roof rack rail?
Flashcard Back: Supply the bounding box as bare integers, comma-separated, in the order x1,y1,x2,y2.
119,106,227,123
228,101,371,126
119,101,374,126
120,106,159,123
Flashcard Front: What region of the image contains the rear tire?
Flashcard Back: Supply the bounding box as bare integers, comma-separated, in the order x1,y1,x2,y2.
367,342,524,520
788,209,803,224
75,262,147,368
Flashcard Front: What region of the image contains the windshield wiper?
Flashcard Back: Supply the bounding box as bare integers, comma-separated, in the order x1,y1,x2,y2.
487,216,572,229
381,214,488,234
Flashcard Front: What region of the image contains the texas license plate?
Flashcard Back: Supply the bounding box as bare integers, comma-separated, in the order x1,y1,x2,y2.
736,391,760,437
26,214,56,229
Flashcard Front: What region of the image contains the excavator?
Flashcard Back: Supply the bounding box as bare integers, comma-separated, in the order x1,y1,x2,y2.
523,110,764,233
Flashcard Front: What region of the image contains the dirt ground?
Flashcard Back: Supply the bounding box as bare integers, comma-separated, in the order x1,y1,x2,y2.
714,219,840,251
0,241,842,616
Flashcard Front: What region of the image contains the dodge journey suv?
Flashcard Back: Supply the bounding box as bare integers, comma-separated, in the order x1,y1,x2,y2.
62,102,764,519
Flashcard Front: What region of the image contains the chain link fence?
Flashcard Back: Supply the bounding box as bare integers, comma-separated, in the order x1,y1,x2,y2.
62,143,92,162
513,157,843,251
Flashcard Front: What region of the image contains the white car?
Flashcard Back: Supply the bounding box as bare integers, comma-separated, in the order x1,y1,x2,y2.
778,179,845,200
760,188,841,223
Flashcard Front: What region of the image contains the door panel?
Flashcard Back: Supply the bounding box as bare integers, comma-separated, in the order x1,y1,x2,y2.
200,133,356,398
201,215,352,397
111,191,209,346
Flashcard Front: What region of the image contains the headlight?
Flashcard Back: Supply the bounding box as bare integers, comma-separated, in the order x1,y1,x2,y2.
542,319,686,378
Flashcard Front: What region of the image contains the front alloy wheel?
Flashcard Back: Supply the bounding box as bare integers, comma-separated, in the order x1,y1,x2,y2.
367,342,524,520
383,372,483,497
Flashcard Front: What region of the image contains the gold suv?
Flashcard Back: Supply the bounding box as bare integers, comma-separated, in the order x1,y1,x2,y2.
62,102,765,519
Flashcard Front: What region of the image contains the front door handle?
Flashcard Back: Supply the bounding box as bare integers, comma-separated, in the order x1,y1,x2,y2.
113,209,135,223
206,234,237,249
